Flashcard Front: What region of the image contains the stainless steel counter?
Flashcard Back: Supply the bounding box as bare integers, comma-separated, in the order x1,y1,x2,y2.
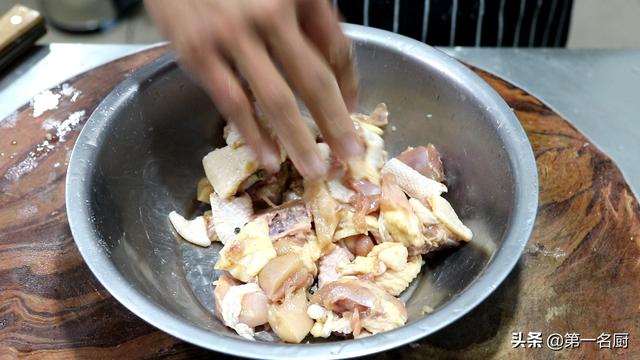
0,44,637,196
442,48,640,198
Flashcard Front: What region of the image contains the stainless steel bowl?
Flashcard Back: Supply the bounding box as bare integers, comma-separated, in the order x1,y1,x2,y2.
66,25,538,359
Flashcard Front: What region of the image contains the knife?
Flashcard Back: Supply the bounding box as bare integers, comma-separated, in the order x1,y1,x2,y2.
0,4,46,74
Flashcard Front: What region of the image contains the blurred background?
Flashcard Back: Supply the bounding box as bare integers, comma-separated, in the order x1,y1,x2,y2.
0,0,639,48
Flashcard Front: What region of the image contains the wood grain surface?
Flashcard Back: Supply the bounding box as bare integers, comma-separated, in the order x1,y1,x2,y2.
0,48,638,360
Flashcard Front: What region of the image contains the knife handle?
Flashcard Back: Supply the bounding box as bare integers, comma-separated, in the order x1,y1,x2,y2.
0,4,46,72
0,4,43,51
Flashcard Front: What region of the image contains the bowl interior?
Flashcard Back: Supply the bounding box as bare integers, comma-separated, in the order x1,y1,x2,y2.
69,27,535,356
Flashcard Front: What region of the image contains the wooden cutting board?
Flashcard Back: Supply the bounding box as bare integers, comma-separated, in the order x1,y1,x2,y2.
0,47,638,360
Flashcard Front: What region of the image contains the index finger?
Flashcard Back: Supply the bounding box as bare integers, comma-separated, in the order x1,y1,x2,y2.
261,9,363,163
229,34,327,179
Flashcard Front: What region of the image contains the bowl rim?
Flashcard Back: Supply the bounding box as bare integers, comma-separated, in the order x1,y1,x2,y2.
66,24,539,359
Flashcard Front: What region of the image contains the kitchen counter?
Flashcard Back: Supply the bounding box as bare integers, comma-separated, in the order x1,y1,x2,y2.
1,45,638,197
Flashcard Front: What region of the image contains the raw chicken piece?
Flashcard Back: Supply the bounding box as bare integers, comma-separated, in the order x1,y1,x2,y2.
327,176,356,204
342,234,375,257
244,162,292,206
273,238,306,256
311,277,407,335
355,120,384,136
168,212,211,247
350,179,381,197
214,275,268,328
303,180,339,251
351,103,389,127
258,253,313,301
215,216,277,282
272,234,306,255
274,233,322,275
338,241,405,277
368,103,389,127
358,122,387,173
338,256,386,277
311,277,376,313
365,215,383,243
347,158,380,185
333,208,365,241
223,124,244,148
299,236,323,275
317,246,354,289
213,274,239,317
316,142,331,164
268,289,314,343
237,173,262,195
210,193,253,245
360,294,407,333
337,243,421,296
374,255,423,296
196,177,214,204
347,121,385,184
351,113,375,129
378,174,423,248
202,212,219,242
381,158,447,201
351,191,379,234
202,145,260,199
262,201,311,240
215,279,268,340
346,121,386,186
308,304,353,338
397,144,445,183
368,242,408,271
428,195,473,241
409,197,461,254
409,198,439,225
239,291,269,327
347,178,381,234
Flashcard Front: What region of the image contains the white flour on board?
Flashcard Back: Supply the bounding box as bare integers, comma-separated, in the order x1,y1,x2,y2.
4,157,37,182
41,117,59,131
18,205,39,218
60,83,82,102
0,111,17,128
2,84,87,184
31,90,61,117
30,83,83,118
55,110,86,140
41,110,87,141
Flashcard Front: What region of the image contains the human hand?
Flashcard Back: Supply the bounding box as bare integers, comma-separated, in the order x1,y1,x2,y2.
145,0,364,178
